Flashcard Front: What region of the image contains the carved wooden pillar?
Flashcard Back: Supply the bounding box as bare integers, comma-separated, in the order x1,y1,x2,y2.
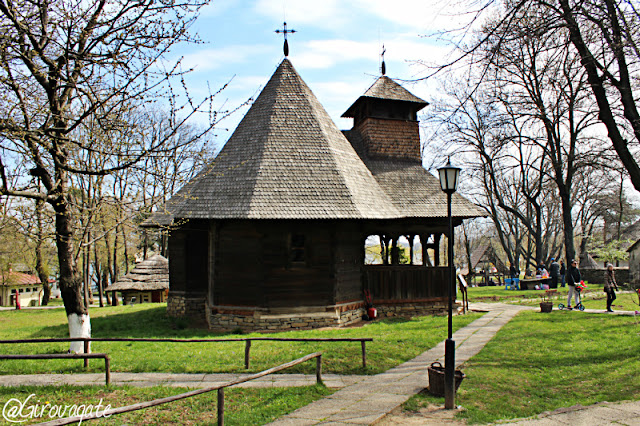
434,234,442,266
391,237,400,265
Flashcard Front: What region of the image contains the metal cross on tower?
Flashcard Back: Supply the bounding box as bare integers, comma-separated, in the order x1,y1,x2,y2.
275,22,296,57
381,45,387,75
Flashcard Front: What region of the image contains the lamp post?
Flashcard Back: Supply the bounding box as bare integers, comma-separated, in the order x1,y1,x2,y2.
438,157,461,410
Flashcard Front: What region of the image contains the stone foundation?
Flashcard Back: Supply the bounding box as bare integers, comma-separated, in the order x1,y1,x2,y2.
166,292,207,323
207,302,366,332
375,301,457,318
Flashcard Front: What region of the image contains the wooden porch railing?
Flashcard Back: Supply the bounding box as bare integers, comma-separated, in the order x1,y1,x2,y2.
364,265,449,301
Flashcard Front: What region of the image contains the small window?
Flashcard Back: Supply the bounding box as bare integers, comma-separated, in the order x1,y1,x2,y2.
290,234,306,265
10,289,16,294
19,289,24,293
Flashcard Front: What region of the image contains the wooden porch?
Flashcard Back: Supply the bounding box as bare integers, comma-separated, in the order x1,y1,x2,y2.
363,265,449,302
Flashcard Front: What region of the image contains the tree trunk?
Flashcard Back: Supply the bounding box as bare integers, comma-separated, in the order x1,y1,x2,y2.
53,195,90,354
559,0,640,192
560,191,576,263
102,271,111,305
94,244,104,308
35,198,50,306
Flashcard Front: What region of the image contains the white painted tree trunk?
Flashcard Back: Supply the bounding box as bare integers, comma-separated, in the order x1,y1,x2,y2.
68,313,91,353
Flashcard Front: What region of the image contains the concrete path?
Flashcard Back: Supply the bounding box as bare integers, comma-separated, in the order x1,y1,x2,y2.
0,372,364,389
492,400,640,425
267,303,527,425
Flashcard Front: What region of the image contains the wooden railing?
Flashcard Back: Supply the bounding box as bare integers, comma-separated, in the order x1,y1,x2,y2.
0,337,372,369
38,352,324,426
364,265,449,301
0,353,111,385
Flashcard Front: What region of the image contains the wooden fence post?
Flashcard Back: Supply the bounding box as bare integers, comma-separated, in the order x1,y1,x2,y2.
244,340,251,369
105,355,111,385
361,340,367,369
316,354,322,385
83,340,89,368
217,388,224,426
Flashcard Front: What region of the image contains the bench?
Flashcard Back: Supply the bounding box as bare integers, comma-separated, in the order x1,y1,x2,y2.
0,353,111,385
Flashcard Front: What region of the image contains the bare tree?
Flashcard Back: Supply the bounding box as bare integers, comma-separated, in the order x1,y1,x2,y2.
482,7,611,262
0,0,223,352
432,0,640,191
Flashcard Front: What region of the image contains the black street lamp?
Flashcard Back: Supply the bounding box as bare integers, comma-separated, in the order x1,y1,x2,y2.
438,157,461,410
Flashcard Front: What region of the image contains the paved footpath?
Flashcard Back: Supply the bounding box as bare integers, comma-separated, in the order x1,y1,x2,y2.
268,303,527,425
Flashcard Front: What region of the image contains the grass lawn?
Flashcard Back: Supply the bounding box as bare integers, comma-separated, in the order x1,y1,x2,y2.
0,305,481,376
0,384,331,425
466,285,640,311
403,310,640,424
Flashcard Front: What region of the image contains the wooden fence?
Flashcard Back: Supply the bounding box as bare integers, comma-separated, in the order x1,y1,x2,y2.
0,353,110,384
38,352,323,426
0,336,373,368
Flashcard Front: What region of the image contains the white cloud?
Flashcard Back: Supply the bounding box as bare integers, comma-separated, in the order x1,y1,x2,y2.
180,44,270,73
253,0,347,29
293,39,377,69
351,0,472,33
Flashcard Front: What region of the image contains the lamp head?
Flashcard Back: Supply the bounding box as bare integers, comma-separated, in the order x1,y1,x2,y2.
438,157,461,194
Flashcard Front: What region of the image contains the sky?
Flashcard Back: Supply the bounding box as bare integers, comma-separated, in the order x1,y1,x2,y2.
173,0,470,145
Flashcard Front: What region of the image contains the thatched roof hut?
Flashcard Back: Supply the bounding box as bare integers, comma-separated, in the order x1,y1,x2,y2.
106,254,169,292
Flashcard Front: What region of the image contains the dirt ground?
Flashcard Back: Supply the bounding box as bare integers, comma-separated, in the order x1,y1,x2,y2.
377,404,467,425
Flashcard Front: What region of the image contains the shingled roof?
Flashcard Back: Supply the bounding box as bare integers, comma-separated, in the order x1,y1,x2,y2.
106,254,169,292
152,59,400,223
342,75,428,118
344,130,484,219
147,58,483,225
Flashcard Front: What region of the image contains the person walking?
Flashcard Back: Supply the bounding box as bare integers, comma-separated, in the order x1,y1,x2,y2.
566,259,581,309
604,263,619,312
560,260,566,287
549,258,560,289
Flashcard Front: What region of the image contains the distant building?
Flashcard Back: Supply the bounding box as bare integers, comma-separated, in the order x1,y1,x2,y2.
627,240,640,284
0,270,42,307
106,254,169,304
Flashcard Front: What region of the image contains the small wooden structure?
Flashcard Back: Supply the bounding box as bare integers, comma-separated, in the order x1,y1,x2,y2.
468,243,508,286
106,254,169,304
144,58,483,331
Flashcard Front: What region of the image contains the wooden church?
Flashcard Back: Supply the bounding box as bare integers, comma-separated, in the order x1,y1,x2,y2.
146,53,483,331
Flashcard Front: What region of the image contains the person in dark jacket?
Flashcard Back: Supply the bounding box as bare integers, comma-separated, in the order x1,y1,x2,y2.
549,258,560,289
604,263,619,312
566,259,581,308
560,260,566,287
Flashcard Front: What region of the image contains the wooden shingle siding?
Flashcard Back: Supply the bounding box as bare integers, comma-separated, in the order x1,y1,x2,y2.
355,117,421,161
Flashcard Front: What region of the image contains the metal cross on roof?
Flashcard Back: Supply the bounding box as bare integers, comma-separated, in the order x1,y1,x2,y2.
275,22,296,57
381,45,387,75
